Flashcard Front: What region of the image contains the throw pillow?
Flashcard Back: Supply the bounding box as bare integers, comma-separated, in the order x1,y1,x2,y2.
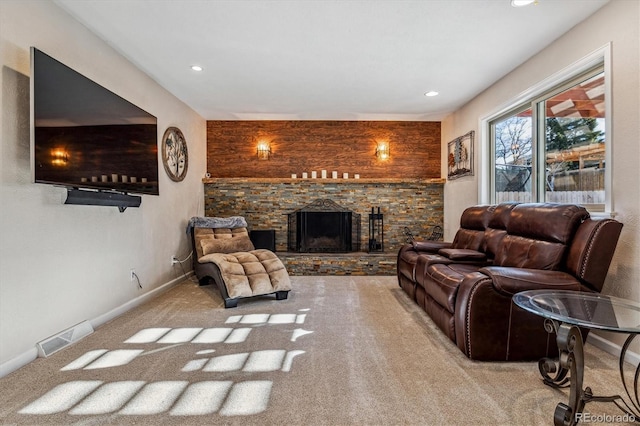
201,235,255,256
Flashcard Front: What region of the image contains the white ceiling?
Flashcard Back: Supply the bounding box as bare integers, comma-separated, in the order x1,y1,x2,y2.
54,0,609,121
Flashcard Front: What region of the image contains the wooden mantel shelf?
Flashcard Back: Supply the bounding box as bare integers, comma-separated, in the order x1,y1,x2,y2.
203,177,445,184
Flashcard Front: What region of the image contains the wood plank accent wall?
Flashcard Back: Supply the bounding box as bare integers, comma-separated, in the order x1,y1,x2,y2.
206,120,441,179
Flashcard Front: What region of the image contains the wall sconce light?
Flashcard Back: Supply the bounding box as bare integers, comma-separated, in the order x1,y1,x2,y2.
51,148,69,166
375,142,390,160
256,141,271,160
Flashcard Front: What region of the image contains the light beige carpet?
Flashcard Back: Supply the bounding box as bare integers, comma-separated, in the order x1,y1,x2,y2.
0,276,634,425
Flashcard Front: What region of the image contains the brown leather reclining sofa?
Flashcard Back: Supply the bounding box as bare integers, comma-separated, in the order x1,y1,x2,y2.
397,203,623,361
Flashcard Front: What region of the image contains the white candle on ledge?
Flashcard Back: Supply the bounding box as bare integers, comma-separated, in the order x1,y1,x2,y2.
302,172,308,179
311,171,317,179
321,170,327,179
291,174,297,179
354,174,360,179
332,171,338,179
343,173,349,179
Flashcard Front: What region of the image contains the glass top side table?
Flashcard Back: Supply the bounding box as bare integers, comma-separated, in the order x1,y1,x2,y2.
514,290,640,426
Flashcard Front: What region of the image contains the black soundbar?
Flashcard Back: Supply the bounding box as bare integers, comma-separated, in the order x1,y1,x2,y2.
65,188,141,212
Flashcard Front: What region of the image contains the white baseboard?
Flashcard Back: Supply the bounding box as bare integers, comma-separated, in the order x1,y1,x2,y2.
0,347,39,379
0,272,192,379
89,272,192,330
587,332,640,366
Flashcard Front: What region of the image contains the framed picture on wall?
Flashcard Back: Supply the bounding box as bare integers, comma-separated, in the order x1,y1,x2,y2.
447,131,474,180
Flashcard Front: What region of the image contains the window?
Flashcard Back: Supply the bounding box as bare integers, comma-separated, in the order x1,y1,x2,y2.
492,106,534,202
486,51,610,213
541,71,605,208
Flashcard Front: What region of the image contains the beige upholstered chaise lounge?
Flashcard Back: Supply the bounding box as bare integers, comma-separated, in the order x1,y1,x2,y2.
188,216,291,308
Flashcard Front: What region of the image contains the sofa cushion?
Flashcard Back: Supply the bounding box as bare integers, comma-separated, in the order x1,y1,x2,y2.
449,205,493,251
459,205,492,230
450,229,485,251
487,203,518,230
415,253,452,287
506,203,588,244
482,228,508,259
494,236,566,270
424,263,482,313
494,203,590,270
482,203,518,258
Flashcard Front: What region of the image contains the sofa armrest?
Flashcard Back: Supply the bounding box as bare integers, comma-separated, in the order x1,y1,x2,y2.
411,240,452,253
438,248,487,262
478,266,583,297
454,270,573,361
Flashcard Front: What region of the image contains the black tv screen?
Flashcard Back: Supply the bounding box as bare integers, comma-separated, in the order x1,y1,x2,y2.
31,47,159,195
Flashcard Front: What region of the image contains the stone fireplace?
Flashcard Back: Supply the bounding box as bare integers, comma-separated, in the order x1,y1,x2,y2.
203,177,444,274
287,199,361,253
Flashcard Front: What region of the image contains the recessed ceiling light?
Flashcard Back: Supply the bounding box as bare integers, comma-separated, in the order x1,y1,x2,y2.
424,91,439,97
511,0,536,7
191,65,203,72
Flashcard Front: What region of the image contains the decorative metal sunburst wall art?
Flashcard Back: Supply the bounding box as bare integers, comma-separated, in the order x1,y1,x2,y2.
161,127,188,182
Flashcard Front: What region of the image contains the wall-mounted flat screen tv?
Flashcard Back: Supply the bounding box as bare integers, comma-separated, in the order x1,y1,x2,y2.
31,47,159,196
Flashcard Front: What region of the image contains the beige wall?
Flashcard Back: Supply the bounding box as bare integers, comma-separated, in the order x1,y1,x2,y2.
0,0,206,372
441,0,640,353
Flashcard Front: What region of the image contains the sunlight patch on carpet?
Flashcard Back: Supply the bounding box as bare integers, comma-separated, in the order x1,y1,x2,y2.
198,350,306,373
182,358,209,372
239,314,271,324
224,328,252,343
243,350,286,372
268,314,297,324
69,381,145,414
192,327,233,343
157,328,203,344
19,381,103,414
20,380,275,416
124,327,171,343
119,381,189,415
84,349,144,370
169,381,233,415
219,381,272,416
60,349,108,371
282,350,306,372
224,312,307,325
19,308,313,418
291,328,313,342
204,353,250,372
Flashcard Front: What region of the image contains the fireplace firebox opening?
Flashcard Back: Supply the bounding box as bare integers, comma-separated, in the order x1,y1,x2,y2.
287,199,361,253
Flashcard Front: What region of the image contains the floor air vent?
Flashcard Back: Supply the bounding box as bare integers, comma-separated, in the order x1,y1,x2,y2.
36,321,94,357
